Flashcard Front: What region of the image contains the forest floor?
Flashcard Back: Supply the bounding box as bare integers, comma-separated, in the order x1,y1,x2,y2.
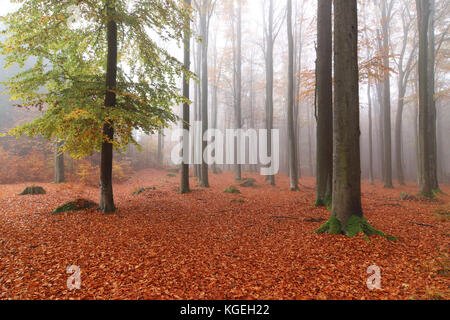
0,168,449,300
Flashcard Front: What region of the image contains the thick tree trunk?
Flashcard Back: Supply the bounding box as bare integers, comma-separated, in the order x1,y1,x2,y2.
54,140,65,183
331,0,362,229
315,0,332,205
181,0,191,194
416,0,433,197
99,2,117,214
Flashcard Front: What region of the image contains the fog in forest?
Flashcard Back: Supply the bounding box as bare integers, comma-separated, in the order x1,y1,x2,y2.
0,0,448,189
0,0,449,302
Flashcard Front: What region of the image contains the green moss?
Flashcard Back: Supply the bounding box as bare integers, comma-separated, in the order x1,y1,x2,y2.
328,215,342,234
433,188,448,196
167,173,176,177
345,215,364,237
133,187,155,195
19,186,46,195
315,213,342,235
314,195,331,208
53,199,97,214
314,199,325,207
346,215,397,241
418,191,437,199
400,192,415,200
224,186,241,194
315,214,397,241
240,178,256,187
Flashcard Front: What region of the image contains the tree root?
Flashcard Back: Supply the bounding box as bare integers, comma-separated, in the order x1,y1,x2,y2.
315,214,397,241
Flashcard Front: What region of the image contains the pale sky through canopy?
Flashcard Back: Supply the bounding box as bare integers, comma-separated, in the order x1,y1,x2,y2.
0,0,20,16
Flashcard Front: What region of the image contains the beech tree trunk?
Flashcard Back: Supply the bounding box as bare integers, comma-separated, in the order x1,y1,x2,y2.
99,2,117,214
199,0,209,187
315,0,332,205
234,0,242,181
181,0,191,194
157,130,163,165
287,0,298,191
416,0,433,197
381,0,393,188
54,140,65,184
294,5,304,179
332,0,362,228
395,84,406,185
427,0,439,191
265,0,275,186
367,81,374,185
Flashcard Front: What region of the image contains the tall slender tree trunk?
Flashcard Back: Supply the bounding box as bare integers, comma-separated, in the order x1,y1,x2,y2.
99,1,117,213
249,52,257,173
381,0,393,188
211,36,220,174
265,0,275,186
54,140,65,183
234,0,242,181
181,0,191,194
307,107,313,176
414,76,421,185
287,0,298,191
294,7,303,179
315,0,332,205
367,81,374,185
200,1,209,187
427,0,439,191
375,75,385,181
157,130,163,165
395,83,406,185
194,27,202,179
394,11,415,187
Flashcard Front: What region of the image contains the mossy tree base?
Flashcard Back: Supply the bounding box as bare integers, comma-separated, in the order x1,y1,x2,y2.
224,186,241,194
314,195,332,208
315,214,397,241
240,178,256,188
19,186,46,195
133,187,155,195
53,199,97,214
